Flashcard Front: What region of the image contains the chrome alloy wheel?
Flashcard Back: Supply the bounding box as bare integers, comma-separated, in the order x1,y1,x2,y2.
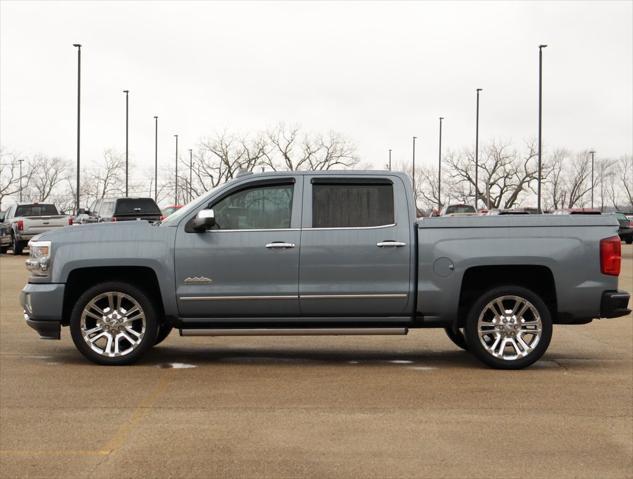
477,295,542,361
80,292,146,358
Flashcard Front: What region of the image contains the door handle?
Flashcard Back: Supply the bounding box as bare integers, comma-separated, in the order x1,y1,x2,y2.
265,242,296,249
376,241,407,248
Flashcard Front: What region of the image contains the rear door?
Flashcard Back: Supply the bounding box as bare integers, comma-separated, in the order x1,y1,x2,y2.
299,175,413,317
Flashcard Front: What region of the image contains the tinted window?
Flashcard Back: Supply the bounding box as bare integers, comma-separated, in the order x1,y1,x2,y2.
312,182,394,228
445,205,475,215
115,198,161,216
15,204,59,216
212,184,293,230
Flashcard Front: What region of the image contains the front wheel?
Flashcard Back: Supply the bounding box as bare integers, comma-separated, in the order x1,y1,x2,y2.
464,286,552,369
444,327,468,350
70,282,159,365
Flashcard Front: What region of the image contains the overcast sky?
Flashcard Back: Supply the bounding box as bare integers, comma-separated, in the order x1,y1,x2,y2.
1,0,631,178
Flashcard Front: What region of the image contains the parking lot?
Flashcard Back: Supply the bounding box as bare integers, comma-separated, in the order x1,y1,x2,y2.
0,247,631,478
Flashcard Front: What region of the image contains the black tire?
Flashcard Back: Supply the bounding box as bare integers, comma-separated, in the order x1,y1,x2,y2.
0,245,8,254
70,281,159,365
444,327,468,350
626,238,632,245
11,234,23,255
154,322,173,346
464,285,552,370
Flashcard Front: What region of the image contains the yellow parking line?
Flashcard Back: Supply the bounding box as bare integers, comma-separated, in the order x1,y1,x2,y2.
0,373,172,458
98,373,172,454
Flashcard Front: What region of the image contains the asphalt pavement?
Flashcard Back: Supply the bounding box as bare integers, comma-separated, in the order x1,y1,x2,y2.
0,247,631,478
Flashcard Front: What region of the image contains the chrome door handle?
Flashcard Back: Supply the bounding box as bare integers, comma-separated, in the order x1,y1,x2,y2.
265,242,296,249
377,241,407,247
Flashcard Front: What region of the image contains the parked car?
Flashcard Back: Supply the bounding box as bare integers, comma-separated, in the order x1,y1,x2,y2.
4,202,70,255
92,197,162,223
161,204,183,220
440,204,477,216
615,212,633,244
0,210,11,253
21,171,630,369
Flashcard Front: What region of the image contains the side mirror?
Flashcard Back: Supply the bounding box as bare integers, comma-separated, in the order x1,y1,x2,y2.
77,208,87,215
192,209,215,231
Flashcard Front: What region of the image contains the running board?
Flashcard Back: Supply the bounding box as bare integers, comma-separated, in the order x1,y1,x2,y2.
180,327,409,337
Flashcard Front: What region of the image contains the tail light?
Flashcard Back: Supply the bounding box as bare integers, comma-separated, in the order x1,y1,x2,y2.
68,217,74,226
111,217,117,222
17,220,24,231
600,236,621,276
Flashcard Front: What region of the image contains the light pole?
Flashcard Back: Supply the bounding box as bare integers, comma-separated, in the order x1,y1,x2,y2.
189,148,193,202
18,159,24,202
73,43,81,213
174,135,179,205
388,149,392,171
412,136,417,204
123,90,129,196
154,116,158,201
438,117,444,211
590,150,595,208
538,44,547,214
475,88,482,210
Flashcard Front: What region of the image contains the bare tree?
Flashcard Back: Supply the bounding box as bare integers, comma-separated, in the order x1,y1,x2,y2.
445,140,538,210
615,155,633,209
0,148,32,206
262,124,359,171
563,150,593,208
27,155,70,202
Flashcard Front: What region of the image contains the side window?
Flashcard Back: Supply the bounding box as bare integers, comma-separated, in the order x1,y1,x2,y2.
312,182,394,228
212,184,294,230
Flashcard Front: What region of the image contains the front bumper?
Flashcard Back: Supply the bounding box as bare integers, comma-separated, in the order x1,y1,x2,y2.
20,283,65,320
601,290,631,318
25,316,61,340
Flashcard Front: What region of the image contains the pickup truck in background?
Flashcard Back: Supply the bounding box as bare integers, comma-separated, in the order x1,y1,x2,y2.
0,210,11,253
20,171,630,369
4,202,71,255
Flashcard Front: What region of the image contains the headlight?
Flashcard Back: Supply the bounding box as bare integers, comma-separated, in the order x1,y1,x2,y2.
26,240,52,277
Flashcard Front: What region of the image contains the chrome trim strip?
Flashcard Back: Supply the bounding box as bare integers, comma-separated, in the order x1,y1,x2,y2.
300,293,408,299
181,328,408,336
205,228,300,233
303,223,397,231
180,295,297,301
179,293,408,301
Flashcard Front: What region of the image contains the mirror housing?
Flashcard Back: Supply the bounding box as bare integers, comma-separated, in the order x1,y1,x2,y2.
192,209,215,231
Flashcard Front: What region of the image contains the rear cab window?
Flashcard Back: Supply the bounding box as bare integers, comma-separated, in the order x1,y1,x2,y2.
114,199,161,216
15,204,59,216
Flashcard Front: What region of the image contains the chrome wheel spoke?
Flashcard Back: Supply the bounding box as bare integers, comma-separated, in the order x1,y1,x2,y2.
478,295,542,361
80,291,146,358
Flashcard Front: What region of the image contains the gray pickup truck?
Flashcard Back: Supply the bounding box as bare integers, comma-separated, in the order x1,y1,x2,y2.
20,171,630,369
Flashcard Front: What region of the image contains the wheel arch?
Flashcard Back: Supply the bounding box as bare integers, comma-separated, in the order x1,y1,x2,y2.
457,265,557,328
62,266,165,326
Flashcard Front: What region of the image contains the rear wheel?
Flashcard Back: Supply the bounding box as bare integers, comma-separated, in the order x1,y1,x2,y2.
444,327,468,350
464,285,552,369
11,234,23,255
70,282,158,365
626,238,632,245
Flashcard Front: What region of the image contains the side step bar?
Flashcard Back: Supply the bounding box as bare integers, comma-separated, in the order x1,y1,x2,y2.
180,328,409,337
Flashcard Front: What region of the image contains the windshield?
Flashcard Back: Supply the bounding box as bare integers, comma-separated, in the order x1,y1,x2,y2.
15,204,59,216
160,187,220,226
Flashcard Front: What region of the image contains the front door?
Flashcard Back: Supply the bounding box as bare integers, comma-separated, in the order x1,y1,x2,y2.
299,175,413,317
175,178,302,317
